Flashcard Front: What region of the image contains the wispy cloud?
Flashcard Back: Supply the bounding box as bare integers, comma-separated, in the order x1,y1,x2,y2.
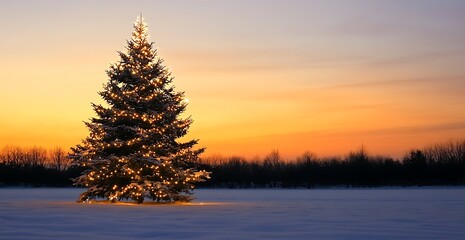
323,75,465,90
358,121,465,136
323,78,426,90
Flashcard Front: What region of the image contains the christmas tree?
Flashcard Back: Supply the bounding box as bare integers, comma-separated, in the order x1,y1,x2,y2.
71,15,210,204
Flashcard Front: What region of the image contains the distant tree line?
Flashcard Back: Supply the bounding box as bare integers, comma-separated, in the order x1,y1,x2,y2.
1,140,465,187
0,146,83,187
196,140,465,188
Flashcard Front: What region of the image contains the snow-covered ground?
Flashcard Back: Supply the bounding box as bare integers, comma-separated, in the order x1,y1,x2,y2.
1,188,465,239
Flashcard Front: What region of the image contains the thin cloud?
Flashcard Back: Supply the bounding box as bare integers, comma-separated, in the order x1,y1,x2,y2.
366,49,465,66
324,78,425,90
323,75,465,90
359,121,465,136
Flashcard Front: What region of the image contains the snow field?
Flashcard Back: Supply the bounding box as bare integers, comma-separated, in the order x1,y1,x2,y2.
1,188,465,239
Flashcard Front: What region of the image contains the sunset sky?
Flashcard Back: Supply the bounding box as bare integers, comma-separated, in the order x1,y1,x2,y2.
1,0,465,159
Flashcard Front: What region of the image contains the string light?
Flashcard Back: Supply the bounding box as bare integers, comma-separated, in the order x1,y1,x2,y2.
72,15,210,204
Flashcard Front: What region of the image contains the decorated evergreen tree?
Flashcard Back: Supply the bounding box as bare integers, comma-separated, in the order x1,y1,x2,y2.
71,16,209,204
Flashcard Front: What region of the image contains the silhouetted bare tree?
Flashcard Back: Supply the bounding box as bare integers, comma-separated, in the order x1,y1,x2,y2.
1,140,465,187
50,147,69,171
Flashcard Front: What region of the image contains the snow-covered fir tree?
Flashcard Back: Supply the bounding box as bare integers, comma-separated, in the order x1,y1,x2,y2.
71,16,210,204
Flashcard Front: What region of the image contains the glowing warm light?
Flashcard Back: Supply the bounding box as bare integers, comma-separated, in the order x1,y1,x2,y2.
68,16,210,204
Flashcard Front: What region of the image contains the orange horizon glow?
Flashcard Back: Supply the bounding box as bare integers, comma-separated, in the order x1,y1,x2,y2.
1,1,465,160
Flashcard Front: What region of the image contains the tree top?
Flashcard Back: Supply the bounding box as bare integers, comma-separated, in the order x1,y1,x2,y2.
132,14,149,44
